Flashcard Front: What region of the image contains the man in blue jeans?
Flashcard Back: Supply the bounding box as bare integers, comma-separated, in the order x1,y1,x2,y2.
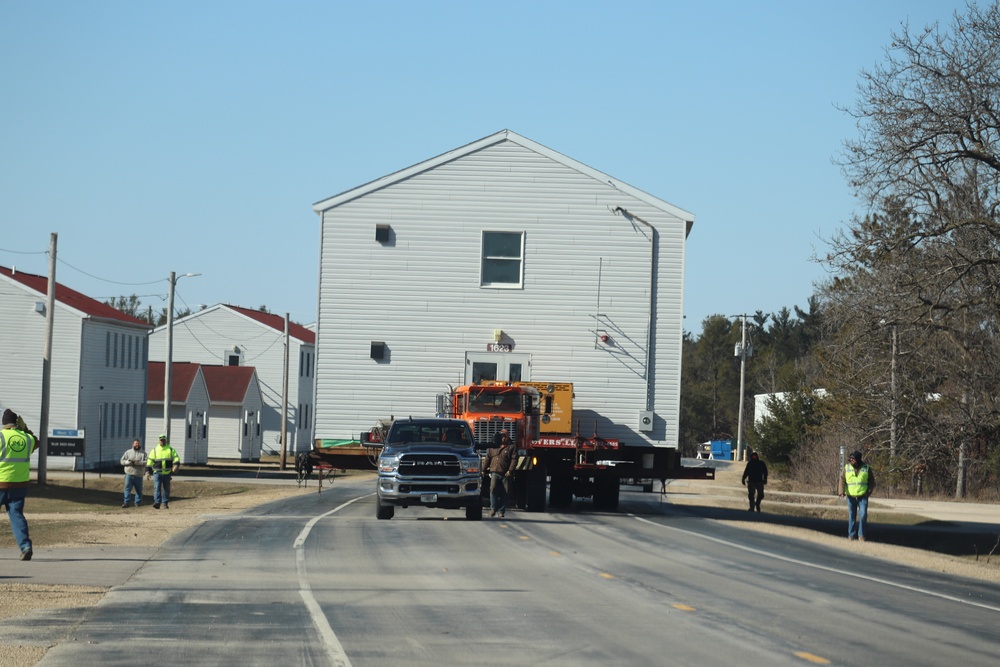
484,429,517,518
120,438,147,507
146,435,180,509
839,450,876,541
0,408,38,561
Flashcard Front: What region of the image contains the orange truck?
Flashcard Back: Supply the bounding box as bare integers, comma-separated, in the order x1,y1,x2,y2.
435,381,714,512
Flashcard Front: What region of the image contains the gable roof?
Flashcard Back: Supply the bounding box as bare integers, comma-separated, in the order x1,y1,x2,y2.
1,265,151,328
167,303,315,345
201,364,258,404
311,129,695,234
147,361,202,402
224,304,316,344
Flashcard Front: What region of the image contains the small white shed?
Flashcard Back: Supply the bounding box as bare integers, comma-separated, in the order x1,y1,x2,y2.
146,361,210,464
201,365,265,461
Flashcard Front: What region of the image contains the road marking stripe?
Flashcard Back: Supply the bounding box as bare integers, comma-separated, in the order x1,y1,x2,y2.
294,493,372,667
794,651,831,664
672,604,696,611
633,515,1000,613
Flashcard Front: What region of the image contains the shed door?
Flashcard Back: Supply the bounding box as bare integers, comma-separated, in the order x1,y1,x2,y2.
465,352,530,384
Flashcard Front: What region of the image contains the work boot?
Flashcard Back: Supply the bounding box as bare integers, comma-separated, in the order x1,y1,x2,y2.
498,511,505,518
164,503,169,509
153,503,160,510
20,548,32,561
489,509,496,517
122,502,129,508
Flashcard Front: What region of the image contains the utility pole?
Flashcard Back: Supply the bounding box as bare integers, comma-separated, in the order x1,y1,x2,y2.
163,272,176,441
38,233,58,485
163,271,200,442
734,314,751,462
890,324,898,460
279,312,290,470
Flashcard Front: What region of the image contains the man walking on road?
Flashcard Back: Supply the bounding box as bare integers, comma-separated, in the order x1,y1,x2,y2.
146,435,180,509
0,408,38,560
741,451,768,512
120,438,146,507
484,429,517,518
839,450,875,541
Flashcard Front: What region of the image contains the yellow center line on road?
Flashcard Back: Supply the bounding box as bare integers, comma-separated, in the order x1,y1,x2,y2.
599,572,615,579
794,651,831,664
672,604,696,611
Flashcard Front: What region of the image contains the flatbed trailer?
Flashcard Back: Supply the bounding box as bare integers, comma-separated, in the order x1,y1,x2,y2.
308,381,715,511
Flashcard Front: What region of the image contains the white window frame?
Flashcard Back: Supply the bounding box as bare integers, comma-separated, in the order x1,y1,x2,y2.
480,230,524,288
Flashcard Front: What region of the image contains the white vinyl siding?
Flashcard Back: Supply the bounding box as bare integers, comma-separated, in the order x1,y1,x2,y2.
314,134,690,448
148,307,314,456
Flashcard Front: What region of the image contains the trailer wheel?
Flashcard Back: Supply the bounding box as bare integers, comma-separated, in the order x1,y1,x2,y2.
376,496,395,520
466,501,483,521
549,473,573,509
525,465,547,512
593,477,620,511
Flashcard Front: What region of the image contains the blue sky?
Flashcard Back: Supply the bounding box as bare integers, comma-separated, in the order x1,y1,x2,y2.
0,1,970,334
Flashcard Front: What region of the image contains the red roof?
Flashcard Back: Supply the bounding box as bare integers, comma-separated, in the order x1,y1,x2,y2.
147,361,202,402
201,364,257,403
224,304,315,344
1,265,150,327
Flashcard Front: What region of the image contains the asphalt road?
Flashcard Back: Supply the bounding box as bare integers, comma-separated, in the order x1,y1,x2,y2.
9,475,1000,667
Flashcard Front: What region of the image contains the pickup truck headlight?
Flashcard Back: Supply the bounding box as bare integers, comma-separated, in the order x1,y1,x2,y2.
459,459,479,474
378,456,399,473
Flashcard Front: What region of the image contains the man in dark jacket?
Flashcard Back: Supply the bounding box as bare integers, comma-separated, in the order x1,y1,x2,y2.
484,429,517,518
741,452,768,512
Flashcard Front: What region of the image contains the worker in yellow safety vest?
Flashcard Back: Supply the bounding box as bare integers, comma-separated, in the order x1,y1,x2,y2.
146,434,180,509
0,408,38,560
838,450,875,541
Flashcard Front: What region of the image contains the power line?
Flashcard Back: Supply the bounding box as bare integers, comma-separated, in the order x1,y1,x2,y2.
56,255,165,286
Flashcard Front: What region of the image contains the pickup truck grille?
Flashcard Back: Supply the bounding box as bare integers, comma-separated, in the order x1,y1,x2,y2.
398,454,461,477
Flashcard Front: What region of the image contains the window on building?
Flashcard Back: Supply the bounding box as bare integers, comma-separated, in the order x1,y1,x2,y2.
481,231,524,287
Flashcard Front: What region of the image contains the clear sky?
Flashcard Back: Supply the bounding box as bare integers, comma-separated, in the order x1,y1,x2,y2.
0,1,970,334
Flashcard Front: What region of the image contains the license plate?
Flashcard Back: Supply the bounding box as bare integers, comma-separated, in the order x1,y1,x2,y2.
420,493,438,503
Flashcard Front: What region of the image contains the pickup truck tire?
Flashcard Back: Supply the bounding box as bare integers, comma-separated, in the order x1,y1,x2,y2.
376,497,395,520
465,501,483,521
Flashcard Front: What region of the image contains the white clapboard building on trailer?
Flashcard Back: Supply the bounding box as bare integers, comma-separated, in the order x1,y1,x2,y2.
311,130,693,448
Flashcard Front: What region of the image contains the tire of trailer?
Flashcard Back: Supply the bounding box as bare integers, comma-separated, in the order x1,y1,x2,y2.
593,477,620,511
376,496,395,520
549,473,574,509
525,465,547,512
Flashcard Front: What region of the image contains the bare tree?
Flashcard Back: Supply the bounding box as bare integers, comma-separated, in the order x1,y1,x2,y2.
824,2,1000,496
